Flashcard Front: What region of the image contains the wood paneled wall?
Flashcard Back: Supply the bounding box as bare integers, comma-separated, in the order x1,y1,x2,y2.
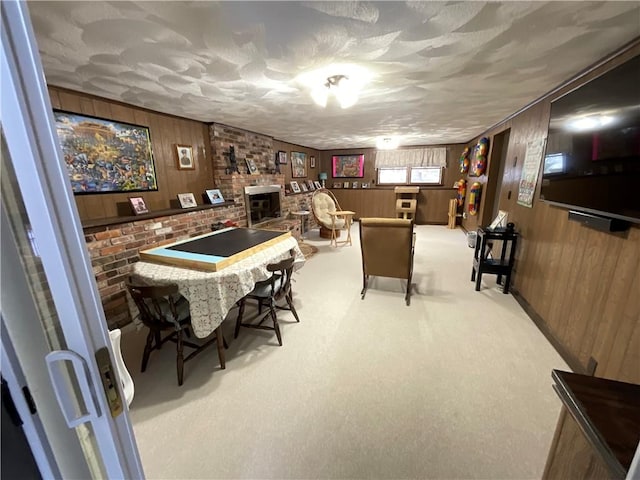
457,42,640,478
49,87,213,221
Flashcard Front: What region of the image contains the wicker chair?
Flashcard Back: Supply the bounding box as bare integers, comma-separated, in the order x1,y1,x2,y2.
311,188,345,240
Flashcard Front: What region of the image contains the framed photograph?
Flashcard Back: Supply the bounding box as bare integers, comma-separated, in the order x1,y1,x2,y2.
310,155,316,168
177,192,197,208
306,180,316,191
53,110,157,194
300,182,308,192
333,182,342,188
246,158,259,175
277,150,287,164
352,181,359,189
175,144,195,170
343,181,350,189
332,154,365,178
128,197,148,215
290,181,301,193
362,182,370,189
291,151,307,178
314,181,323,189
205,188,225,205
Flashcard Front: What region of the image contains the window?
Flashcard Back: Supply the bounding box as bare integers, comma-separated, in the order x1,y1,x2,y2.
377,166,443,185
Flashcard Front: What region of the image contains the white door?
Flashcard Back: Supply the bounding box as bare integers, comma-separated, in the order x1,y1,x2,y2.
1,1,144,478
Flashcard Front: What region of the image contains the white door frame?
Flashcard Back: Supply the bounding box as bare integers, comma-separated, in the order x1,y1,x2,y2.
1,1,144,477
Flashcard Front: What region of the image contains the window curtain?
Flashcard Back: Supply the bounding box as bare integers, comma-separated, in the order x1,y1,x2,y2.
374,148,447,168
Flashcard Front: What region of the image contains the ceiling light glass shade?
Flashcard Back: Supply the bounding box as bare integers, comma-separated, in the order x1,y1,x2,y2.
376,136,399,150
310,85,329,107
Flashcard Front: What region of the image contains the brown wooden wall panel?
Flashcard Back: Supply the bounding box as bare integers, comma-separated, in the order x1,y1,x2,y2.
49,86,213,221
462,42,640,476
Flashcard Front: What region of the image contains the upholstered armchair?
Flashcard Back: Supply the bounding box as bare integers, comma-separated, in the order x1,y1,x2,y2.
311,188,345,239
359,218,415,305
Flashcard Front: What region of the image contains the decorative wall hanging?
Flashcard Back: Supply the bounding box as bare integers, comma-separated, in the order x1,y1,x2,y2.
245,158,259,175
291,152,307,178
53,110,157,194
459,147,470,174
471,137,490,176
332,154,365,178
468,182,482,216
456,179,467,207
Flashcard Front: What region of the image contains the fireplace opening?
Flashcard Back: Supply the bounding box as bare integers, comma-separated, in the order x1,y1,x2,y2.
244,185,282,227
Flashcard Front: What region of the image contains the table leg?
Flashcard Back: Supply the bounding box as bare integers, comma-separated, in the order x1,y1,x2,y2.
331,215,337,247
345,215,352,246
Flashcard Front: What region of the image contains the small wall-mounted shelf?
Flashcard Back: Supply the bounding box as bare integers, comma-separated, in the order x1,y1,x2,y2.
82,202,235,230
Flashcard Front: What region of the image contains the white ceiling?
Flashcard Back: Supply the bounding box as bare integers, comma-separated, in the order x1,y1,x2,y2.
28,1,640,150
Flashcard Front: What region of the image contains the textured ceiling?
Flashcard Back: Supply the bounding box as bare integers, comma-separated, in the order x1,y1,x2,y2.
28,1,640,150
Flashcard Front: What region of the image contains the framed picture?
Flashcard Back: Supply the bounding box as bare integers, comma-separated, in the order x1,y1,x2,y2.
205,188,225,205
290,181,301,193
332,154,365,178
246,158,259,175
314,181,323,189
310,155,316,168
177,192,197,208
291,151,307,178
343,181,350,189
129,196,148,215
306,180,315,191
362,183,370,189
53,110,157,194
300,182,308,192
352,181,359,189
175,144,195,170
277,150,287,164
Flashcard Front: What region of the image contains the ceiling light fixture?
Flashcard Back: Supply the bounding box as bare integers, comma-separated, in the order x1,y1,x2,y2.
376,136,399,150
310,74,358,109
297,64,371,109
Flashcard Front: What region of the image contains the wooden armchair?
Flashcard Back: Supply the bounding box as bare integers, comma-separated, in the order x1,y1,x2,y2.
359,218,415,305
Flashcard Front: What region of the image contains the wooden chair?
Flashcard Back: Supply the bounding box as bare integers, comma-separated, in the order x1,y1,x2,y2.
359,218,415,305
234,256,299,346
311,188,345,240
126,278,226,386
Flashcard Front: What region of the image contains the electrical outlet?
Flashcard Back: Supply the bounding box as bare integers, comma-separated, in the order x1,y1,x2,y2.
462,212,468,219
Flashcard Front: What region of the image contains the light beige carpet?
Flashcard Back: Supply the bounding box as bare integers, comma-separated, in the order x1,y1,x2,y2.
120,224,569,479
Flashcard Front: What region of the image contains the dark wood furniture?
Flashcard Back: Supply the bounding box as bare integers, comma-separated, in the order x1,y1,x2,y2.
550,369,640,479
126,279,226,386
471,226,518,294
234,255,299,346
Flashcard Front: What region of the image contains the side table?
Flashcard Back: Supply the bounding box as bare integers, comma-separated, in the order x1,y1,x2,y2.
471,226,518,293
291,210,310,240
328,210,355,247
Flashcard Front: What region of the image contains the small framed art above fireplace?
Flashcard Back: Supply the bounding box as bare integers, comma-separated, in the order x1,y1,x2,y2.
244,185,282,227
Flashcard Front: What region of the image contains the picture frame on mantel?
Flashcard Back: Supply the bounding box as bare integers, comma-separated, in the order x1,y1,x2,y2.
129,196,148,215
176,144,195,170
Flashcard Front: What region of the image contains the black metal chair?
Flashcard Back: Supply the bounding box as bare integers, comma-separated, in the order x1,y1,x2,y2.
234,256,299,346
126,278,226,385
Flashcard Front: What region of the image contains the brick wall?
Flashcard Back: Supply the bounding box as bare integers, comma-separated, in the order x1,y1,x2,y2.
211,123,275,177
85,205,241,329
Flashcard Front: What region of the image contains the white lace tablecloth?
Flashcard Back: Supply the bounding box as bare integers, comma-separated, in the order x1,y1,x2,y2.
130,235,304,338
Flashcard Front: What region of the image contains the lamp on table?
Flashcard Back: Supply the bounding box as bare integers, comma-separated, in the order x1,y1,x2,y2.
319,172,328,188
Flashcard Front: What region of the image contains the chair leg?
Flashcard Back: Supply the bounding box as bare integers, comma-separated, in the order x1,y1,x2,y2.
361,275,368,299
176,331,184,386
154,331,162,350
475,271,482,291
471,267,477,282
141,330,154,372
405,281,411,306
215,326,226,369
234,299,245,338
503,274,511,294
270,306,282,346
286,293,300,322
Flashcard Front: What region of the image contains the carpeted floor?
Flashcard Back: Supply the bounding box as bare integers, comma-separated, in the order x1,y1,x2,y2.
121,224,569,479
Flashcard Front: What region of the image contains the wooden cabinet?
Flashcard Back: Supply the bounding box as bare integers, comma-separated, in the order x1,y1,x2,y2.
330,188,455,224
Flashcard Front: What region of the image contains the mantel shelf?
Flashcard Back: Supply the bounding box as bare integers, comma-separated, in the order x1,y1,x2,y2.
82,201,235,230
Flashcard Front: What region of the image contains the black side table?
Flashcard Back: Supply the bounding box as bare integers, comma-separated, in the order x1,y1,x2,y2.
471,226,518,294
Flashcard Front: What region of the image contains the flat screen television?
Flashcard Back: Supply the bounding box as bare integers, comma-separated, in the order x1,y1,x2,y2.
540,54,640,224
